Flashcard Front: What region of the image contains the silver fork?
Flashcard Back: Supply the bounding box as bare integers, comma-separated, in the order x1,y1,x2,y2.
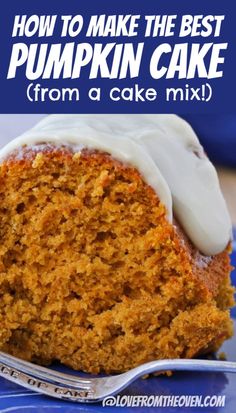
0,351,236,403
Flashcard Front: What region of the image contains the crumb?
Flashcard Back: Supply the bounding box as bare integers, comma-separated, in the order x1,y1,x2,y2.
218,352,227,361
0,146,233,374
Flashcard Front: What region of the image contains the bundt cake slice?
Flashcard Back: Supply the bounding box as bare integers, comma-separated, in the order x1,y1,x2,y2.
0,115,234,374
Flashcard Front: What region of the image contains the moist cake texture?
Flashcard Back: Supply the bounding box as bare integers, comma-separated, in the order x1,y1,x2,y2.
0,145,234,373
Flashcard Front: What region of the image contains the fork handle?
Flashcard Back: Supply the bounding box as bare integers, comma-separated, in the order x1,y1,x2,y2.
0,361,95,402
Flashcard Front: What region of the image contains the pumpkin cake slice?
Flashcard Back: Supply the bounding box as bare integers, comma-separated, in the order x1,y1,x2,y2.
0,114,234,374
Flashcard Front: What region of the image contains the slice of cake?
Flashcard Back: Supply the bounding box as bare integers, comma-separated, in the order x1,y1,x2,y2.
0,115,234,374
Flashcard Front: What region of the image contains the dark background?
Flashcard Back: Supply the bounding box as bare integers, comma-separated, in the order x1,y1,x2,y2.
0,0,235,113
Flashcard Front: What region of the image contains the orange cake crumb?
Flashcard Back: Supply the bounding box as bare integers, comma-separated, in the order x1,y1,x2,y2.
0,145,234,373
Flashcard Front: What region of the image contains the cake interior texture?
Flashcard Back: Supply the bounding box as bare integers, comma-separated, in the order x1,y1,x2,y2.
0,145,234,374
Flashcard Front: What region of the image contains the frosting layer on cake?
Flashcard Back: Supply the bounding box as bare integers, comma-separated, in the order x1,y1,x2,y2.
0,114,232,255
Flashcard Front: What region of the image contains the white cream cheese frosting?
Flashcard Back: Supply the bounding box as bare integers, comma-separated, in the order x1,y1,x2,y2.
0,114,232,256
